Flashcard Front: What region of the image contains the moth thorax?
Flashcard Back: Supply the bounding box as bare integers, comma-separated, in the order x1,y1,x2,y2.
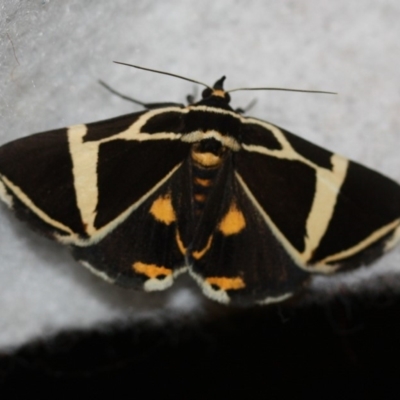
190,138,226,168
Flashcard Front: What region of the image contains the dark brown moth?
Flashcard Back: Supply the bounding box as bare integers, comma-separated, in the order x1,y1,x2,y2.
0,65,399,305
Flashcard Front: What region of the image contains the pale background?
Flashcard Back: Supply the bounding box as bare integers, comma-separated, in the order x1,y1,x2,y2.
0,0,399,350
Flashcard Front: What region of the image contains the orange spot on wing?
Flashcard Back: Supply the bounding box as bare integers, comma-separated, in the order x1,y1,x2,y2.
133,262,172,279
218,202,246,235
206,276,245,290
150,194,176,225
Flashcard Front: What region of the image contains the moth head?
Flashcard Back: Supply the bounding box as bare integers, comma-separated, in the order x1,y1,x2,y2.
201,76,231,104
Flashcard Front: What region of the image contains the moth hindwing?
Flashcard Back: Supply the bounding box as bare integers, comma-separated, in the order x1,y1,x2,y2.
1,74,399,306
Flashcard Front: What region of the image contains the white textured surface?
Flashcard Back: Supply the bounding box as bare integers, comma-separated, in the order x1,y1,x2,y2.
0,0,399,350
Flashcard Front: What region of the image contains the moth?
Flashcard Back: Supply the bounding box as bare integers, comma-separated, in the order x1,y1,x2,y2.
0,64,399,306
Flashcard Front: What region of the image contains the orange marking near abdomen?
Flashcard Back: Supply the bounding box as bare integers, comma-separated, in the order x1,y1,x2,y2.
176,230,187,255
133,262,172,279
206,276,245,290
194,177,212,187
194,193,207,203
192,235,213,259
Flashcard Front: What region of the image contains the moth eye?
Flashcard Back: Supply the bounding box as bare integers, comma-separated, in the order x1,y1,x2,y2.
201,88,213,99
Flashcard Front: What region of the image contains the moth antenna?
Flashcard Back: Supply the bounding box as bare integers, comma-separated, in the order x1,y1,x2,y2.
227,87,337,95
114,62,212,90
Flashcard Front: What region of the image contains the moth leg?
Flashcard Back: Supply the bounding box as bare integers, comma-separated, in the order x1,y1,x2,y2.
186,85,199,104
234,98,257,114
98,80,184,109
